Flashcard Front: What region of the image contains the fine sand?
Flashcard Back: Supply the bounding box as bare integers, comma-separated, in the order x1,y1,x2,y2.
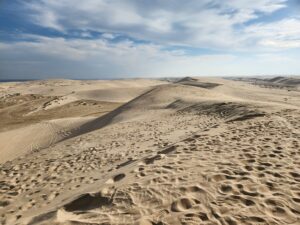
0,77,299,225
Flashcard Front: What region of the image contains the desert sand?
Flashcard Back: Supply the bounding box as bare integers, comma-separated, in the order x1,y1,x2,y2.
0,77,299,225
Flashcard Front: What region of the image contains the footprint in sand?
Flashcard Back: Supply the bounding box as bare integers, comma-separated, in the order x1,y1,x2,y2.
106,173,126,184
171,198,195,212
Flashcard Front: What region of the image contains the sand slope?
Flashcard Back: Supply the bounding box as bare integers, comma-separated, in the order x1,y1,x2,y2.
0,77,299,225
0,79,166,103
0,117,94,163
0,79,163,163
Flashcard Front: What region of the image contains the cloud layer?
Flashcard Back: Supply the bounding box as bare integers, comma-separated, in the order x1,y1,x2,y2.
24,0,290,48
1,0,300,78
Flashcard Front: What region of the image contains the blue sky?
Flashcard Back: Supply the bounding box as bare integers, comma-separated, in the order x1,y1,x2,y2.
0,0,300,79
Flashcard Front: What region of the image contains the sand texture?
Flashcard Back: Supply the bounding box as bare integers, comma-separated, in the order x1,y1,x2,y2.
0,77,299,225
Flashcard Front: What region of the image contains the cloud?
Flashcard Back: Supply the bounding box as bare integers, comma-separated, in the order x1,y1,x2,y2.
22,0,288,49
0,36,237,78
1,0,300,79
245,18,300,49
1,35,299,79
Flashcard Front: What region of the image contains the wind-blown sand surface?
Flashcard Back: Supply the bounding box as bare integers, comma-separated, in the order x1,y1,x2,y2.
0,77,299,225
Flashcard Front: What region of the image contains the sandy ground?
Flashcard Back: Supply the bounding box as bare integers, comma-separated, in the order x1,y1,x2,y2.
0,77,299,225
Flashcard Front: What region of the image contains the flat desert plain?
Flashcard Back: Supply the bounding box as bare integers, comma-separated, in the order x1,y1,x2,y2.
0,77,299,225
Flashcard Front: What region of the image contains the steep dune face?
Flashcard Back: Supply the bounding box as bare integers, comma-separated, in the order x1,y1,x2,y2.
73,87,150,102
177,76,222,89
0,78,300,225
75,83,219,131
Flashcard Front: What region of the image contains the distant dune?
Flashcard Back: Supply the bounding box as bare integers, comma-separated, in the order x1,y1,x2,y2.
230,76,300,90
265,76,300,86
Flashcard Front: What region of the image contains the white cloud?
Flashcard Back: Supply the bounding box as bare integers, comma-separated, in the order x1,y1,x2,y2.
2,0,300,78
0,36,236,77
245,18,300,49
1,36,300,79
24,2,65,31
260,39,300,48
22,0,288,49
101,33,117,39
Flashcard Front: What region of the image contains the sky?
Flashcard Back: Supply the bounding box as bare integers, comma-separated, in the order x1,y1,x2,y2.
0,0,300,79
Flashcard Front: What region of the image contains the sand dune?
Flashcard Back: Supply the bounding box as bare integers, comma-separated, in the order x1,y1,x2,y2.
0,77,299,225
0,117,94,163
0,79,162,163
231,76,300,90
266,76,300,86
0,79,166,102
177,76,222,89
73,87,153,103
